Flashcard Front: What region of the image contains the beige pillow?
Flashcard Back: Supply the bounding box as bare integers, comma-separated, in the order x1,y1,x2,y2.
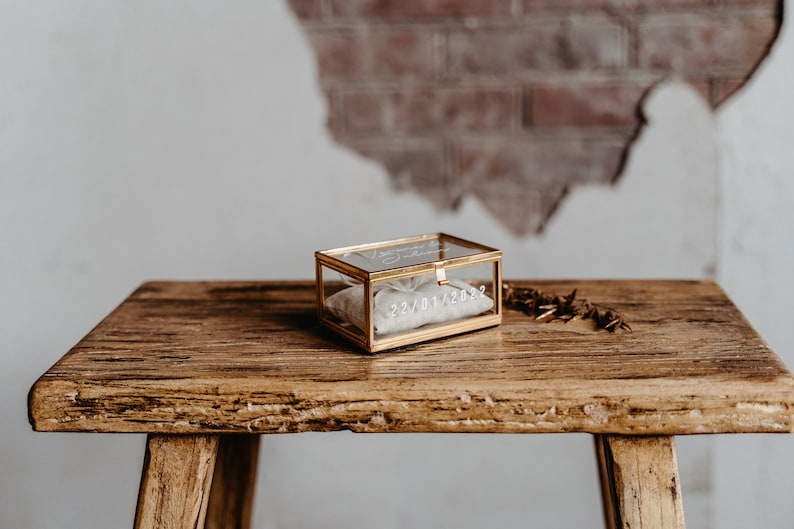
324,279,493,336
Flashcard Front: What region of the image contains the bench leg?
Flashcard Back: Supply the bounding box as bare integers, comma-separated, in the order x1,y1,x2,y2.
594,435,686,529
134,434,220,529
205,435,260,529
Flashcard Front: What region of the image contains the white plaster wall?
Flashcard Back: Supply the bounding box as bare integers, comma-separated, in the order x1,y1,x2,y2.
0,1,790,528
714,4,794,527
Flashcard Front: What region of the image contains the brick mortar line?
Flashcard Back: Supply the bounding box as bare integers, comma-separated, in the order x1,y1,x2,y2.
336,129,638,143
603,11,640,69
708,78,720,107
318,72,753,91
331,90,346,136
294,15,632,32
318,0,332,18
514,88,525,132
296,6,777,30
624,8,778,23
331,84,524,94
511,0,524,16
343,138,446,148
433,31,446,81
443,141,457,197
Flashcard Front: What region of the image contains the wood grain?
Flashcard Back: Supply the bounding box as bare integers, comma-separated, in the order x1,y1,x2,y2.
133,434,218,529
29,280,794,435
595,435,686,529
205,435,260,529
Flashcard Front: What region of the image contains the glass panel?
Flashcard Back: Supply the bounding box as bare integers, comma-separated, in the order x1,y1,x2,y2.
323,264,497,339
368,262,496,338
321,264,367,338
333,234,487,273
445,261,497,314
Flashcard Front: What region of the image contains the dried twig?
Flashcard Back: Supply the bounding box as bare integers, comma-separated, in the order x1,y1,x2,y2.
502,284,631,333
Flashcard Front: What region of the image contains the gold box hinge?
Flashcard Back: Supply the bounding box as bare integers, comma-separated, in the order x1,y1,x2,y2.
434,262,449,286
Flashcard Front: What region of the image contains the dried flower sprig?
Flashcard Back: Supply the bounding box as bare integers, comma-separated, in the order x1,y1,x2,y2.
502,284,631,333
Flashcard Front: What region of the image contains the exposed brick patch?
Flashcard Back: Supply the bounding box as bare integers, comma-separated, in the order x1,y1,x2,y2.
330,0,516,19
529,82,652,127
288,0,781,235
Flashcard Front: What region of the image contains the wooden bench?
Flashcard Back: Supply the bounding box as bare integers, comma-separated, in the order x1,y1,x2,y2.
29,280,794,529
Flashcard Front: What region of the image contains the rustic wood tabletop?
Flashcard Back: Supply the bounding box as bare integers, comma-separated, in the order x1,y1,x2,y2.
29,279,794,436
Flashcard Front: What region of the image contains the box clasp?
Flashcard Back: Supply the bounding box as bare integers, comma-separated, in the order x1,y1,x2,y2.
434,262,450,286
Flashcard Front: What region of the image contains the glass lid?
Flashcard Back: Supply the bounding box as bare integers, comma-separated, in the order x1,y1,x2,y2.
328,233,492,273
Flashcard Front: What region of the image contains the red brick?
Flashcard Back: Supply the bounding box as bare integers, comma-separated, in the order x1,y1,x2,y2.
309,29,436,80
637,15,779,74
524,0,712,11
341,88,515,134
287,0,322,19
529,82,652,127
446,22,625,75
330,0,515,18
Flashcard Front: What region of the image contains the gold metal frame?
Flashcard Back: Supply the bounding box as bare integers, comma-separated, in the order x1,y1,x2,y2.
315,233,502,353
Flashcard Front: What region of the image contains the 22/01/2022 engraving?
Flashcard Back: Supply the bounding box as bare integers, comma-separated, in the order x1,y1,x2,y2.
390,285,486,318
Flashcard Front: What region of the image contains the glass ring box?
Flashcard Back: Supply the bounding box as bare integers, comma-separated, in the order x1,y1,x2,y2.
315,233,502,353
